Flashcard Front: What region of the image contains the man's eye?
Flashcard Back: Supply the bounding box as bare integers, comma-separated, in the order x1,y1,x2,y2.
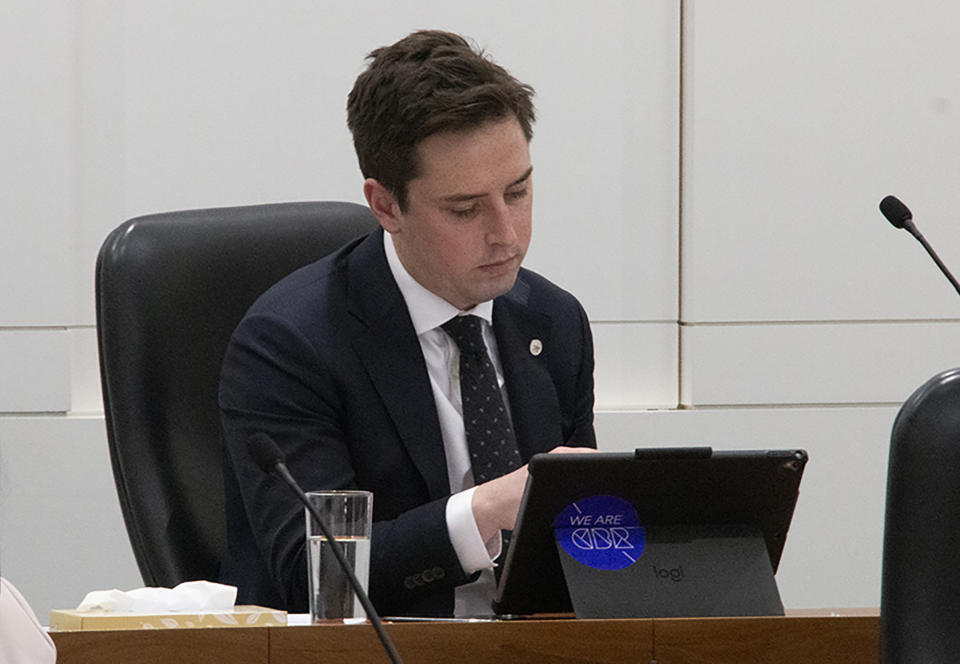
452,205,480,218
506,188,528,202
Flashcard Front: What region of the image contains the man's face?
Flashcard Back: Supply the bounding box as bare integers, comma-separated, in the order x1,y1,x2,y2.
386,117,533,311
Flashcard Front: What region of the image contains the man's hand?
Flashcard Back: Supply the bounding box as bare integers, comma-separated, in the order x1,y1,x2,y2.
471,445,596,546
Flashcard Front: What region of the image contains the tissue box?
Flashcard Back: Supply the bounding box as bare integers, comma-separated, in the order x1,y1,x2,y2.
49,605,287,632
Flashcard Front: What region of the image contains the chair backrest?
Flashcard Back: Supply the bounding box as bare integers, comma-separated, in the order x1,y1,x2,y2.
880,367,960,662
95,201,378,587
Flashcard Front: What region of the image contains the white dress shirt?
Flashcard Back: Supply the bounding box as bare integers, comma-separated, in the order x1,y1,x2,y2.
383,232,507,616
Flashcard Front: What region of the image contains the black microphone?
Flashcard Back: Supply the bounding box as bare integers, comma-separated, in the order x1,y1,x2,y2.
247,433,403,664
880,195,960,297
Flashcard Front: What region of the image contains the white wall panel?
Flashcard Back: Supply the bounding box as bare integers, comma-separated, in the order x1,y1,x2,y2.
682,1,960,323
70,326,102,414
681,321,960,406
0,1,76,326
522,0,680,322
593,322,677,409
88,0,679,324
0,330,71,413
0,416,141,622
596,405,896,609
117,1,362,215
74,0,127,326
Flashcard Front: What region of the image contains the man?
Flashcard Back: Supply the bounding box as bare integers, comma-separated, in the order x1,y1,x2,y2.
219,30,595,618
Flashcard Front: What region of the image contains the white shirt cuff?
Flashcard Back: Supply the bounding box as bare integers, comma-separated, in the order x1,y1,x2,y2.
446,487,501,574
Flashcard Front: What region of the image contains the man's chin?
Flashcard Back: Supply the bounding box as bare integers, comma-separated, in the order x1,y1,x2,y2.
475,272,521,303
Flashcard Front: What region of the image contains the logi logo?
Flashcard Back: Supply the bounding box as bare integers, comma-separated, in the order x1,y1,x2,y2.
652,565,684,582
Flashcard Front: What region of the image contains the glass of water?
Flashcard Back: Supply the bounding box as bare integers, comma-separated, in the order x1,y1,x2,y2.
305,490,373,622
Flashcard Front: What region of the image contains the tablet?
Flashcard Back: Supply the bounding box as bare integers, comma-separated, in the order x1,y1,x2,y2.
492,447,807,618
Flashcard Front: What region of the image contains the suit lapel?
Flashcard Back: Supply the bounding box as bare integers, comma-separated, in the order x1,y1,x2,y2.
342,237,561,492
346,232,450,500
494,274,563,460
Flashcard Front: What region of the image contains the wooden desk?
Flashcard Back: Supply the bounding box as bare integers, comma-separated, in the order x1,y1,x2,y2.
52,609,878,664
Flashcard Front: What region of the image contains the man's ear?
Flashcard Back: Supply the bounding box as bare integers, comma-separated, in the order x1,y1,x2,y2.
363,178,402,233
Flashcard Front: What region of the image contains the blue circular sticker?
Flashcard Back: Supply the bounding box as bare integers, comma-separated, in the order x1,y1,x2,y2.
554,495,645,570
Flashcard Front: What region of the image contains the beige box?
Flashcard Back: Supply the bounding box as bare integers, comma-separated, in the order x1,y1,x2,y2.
49,605,287,632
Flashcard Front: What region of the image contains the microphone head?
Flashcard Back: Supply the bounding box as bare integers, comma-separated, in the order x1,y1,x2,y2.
247,433,285,473
880,195,913,229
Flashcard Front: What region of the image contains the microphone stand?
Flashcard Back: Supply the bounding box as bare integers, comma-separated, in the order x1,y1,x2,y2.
901,220,960,297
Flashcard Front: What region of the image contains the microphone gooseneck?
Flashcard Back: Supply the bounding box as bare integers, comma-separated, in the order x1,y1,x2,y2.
879,195,960,298
246,433,404,664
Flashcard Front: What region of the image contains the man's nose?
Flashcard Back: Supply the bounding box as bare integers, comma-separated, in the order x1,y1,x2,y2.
486,202,518,245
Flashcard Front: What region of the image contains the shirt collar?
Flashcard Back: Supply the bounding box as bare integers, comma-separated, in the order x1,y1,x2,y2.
383,231,493,335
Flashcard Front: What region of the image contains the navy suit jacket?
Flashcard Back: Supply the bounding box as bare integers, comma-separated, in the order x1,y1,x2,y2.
218,229,595,617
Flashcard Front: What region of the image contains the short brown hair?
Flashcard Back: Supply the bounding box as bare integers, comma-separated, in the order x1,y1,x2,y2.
346,30,536,210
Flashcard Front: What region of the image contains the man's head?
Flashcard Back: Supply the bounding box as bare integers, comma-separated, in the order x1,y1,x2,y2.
347,30,535,211
348,31,538,311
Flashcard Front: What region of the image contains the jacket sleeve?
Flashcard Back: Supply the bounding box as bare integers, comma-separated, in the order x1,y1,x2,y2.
219,310,475,616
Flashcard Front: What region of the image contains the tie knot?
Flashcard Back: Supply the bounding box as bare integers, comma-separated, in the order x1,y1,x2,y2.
441,315,486,354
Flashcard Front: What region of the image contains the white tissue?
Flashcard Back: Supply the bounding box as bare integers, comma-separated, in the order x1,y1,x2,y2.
76,580,238,613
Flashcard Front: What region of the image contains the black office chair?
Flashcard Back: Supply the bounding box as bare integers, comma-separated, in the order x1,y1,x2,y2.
95,201,378,587
880,367,960,663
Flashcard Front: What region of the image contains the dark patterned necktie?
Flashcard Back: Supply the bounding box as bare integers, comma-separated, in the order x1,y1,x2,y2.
441,315,523,483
